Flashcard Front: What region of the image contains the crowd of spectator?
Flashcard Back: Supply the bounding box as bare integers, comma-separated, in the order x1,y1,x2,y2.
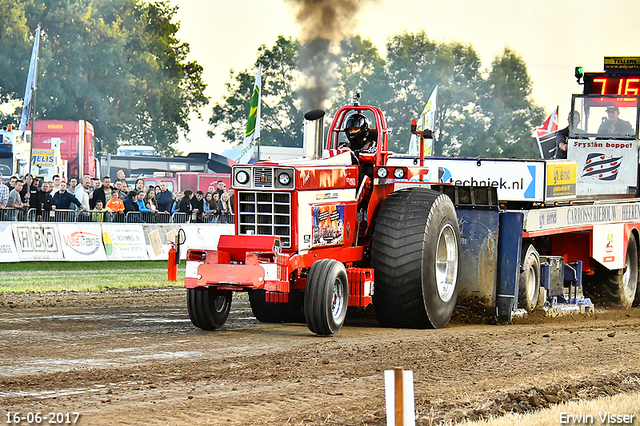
0,171,234,224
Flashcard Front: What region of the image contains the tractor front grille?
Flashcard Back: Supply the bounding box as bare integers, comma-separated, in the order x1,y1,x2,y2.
237,191,292,248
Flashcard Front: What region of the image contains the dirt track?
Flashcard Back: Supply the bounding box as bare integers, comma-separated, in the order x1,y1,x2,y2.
1,289,640,426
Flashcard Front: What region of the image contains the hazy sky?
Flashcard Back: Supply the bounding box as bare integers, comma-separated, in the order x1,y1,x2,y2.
171,0,639,154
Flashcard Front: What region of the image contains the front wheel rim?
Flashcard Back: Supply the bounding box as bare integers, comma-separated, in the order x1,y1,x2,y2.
331,278,345,320
214,294,228,313
435,224,458,302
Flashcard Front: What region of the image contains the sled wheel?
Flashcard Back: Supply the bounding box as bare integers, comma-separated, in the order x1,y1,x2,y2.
518,244,540,313
372,188,460,329
304,259,349,336
187,287,232,330
248,290,305,323
584,233,638,309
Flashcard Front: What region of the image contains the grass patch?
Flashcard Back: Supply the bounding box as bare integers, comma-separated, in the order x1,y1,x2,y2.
0,261,185,293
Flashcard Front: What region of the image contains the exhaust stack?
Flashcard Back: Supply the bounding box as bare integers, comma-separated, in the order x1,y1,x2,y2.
303,110,325,159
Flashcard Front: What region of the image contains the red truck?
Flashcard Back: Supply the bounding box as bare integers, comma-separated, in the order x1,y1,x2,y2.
30,120,97,178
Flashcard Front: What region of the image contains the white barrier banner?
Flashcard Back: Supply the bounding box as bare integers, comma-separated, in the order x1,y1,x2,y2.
12,223,64,261
57,224,107,261
101,224,148,260
180,224,234,257
0,223,20,263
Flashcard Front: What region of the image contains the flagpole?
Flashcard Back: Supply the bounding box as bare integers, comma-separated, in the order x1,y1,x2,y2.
27,86,38,176
24,24,41,176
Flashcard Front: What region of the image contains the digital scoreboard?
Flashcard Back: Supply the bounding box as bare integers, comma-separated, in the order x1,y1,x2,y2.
582,57,640,95
584,74,640,95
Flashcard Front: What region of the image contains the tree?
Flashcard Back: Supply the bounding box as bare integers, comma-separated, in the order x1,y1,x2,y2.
0,0,32,105
383,31,483,155
331,35,390,111
0,0,208,155
208,36,303,151
454,47,545,158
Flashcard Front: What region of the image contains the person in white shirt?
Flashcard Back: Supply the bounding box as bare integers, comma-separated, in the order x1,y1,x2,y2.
74,176,92,211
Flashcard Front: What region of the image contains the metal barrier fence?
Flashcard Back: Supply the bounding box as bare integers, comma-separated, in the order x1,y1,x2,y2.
0,207,234,224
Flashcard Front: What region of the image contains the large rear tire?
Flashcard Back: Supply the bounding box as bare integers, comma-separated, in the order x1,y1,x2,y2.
584,233,638,309
187,287,232,330
518,244,540,313
372,188,460,329
304,259,349,336
248,290,305,323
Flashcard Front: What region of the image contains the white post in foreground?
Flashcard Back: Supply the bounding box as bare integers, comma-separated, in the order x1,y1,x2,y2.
384,367,415,426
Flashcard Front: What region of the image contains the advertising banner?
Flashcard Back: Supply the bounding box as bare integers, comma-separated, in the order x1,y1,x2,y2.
142,224,182,260
57,223,107,261
524,200,640,235
545,161,577,200
101,224,148,260
12,223,64,260
388,157,546,202
31,148,55,166
570,138,638,197
0,223,20,262
592,223,625,270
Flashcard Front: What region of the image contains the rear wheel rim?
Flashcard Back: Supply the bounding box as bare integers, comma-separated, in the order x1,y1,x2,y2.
436,224,458,302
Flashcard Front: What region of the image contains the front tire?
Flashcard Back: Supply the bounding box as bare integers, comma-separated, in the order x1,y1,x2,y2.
584,233,638,309
304,259,349,336
372,188,460,329
518,244,540,313
187,287,232,330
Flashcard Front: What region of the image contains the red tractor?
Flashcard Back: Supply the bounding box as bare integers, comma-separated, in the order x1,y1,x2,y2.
184,100,461,335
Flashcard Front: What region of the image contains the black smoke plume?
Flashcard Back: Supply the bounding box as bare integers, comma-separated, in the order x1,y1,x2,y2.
287,0,368,111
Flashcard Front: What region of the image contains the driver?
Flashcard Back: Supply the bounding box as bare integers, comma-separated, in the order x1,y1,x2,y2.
597,105,634,137
344,113,375,153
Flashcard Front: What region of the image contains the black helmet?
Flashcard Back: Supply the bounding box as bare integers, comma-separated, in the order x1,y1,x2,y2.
345,113,369,151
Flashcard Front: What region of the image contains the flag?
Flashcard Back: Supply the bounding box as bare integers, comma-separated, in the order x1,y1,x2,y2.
535,106,559,159
236,63,262,164
408,85,437,156
19,25,41,137
581,153,622,181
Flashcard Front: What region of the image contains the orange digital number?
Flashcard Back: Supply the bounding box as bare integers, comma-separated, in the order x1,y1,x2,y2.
624,78,640,95
593,78,607,95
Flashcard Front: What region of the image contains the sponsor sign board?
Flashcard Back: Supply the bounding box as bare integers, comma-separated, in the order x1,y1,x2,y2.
142,224,182,260
604,57,640,71
12,223,64,260
0,223,20,262
387,157,545,202
57,224,107,261
101,224,147,260
31,149,56,166
545,161,577,200
569,138,638,197
524,201,640,234
592,223,625,270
